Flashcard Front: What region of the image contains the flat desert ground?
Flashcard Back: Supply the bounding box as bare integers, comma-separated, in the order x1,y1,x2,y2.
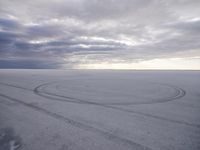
0,69,200,150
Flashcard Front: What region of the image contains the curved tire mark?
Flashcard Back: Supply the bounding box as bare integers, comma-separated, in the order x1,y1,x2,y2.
34,81,186,105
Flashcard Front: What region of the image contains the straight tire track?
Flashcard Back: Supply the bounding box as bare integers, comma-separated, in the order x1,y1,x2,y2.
0,93,152,150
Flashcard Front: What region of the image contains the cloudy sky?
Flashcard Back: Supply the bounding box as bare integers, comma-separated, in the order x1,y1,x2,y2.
0,0,200,69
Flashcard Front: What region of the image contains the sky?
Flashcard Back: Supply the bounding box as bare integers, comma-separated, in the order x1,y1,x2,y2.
0,0,200,69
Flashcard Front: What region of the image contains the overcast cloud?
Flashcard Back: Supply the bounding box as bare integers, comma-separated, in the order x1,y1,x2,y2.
0,0,200,69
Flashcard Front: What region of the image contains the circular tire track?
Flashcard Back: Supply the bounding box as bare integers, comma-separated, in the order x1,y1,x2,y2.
34,81,186,105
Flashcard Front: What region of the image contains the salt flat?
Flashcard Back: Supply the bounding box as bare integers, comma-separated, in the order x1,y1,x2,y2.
0,69,199,150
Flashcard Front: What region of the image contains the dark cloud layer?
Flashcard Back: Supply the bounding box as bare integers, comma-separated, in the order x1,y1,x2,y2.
0,59,60,69
0,0,200,69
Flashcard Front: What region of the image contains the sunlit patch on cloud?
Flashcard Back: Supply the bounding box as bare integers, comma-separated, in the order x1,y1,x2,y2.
76,57,200,70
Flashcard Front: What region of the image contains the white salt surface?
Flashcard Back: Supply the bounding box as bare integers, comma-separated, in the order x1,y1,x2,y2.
0,69,199,150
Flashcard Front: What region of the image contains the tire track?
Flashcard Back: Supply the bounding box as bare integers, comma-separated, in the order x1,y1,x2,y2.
0,82,33,91
0,82,198,129
35,81,186,105
0,93,152,150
